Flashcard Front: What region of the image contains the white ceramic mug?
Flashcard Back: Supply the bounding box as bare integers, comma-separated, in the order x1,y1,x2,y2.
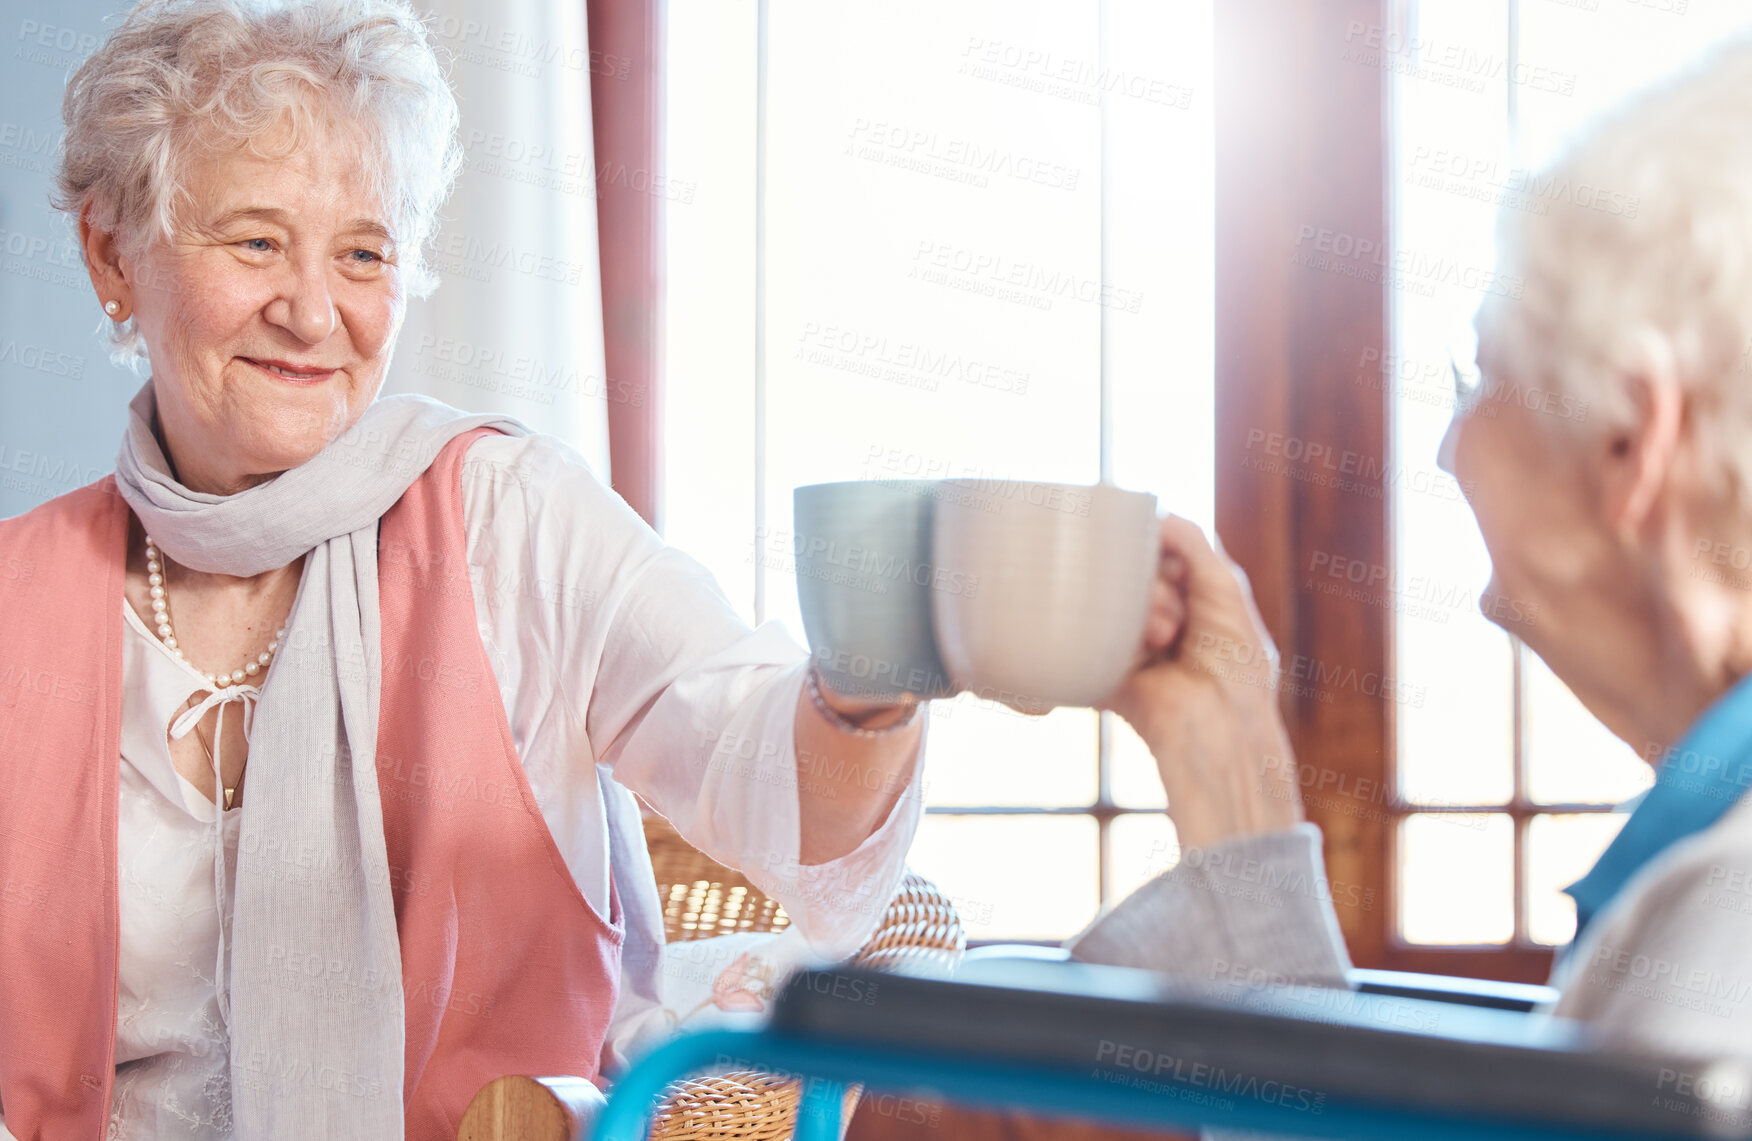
930,479,1159,711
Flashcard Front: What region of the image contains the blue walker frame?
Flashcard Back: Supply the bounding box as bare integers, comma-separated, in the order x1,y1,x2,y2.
593,1024,1691,1141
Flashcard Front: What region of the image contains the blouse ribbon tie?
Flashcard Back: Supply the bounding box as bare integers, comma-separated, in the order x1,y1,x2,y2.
170,682,261,1030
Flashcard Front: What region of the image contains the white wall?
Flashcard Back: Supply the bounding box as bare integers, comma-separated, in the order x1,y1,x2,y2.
0,2,136,518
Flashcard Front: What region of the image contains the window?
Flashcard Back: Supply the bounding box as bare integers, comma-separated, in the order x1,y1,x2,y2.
664,0,1734,964
1390,0,1752,958
664,0,1214,941
1221,0,1752,983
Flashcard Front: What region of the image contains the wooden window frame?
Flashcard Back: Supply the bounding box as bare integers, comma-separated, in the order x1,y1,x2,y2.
1213,0,1555,984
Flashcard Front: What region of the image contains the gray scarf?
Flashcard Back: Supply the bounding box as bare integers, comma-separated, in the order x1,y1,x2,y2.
114,382,528,1138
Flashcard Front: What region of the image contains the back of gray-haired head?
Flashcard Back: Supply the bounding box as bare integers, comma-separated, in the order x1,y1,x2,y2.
1478,35,1752,507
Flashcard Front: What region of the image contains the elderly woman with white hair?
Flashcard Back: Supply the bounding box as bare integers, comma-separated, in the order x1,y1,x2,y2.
0,2,939,1137
1070,34,1752,1089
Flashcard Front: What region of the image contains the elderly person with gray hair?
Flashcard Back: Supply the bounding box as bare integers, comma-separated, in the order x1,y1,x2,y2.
0,2,935,1137
1071,33,1752,1095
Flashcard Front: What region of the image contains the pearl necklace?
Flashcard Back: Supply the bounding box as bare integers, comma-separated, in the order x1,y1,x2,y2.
144,536,285,689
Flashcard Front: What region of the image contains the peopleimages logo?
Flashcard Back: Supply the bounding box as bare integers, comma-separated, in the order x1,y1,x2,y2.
847,118,1080,191
1242,428,1471,504
910,239,1145,314
1093,1040,1327,1114
237,1046,385,1101
1292,226,1524,300
0,660,98,707
1405,145,1639,219
752,525,981,597
796,321,1032,395
0,445,106,492
1340,21,1578,96
958,37,1195,109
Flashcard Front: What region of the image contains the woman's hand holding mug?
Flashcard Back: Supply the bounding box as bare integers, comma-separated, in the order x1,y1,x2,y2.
790,482,1307,849
1103,515,1306,851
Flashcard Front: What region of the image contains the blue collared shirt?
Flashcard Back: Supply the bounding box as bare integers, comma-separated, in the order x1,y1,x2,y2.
1565,672,1752,938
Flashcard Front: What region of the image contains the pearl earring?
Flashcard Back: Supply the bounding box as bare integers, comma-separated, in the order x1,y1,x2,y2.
104,300,120,316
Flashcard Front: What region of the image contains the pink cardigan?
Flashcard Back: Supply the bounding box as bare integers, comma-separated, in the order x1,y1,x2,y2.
0,429,624,1140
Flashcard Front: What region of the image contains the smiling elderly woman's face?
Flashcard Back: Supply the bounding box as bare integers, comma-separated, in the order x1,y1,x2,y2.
1439,315,1728,750
1439,354,1614,642
1413,37,1752,752
110,122,405,495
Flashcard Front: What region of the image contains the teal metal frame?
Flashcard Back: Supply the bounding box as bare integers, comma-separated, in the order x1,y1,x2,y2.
592,1025,1693,1141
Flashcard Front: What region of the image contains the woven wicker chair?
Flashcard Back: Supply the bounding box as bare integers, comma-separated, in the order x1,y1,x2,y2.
457,815,965,1141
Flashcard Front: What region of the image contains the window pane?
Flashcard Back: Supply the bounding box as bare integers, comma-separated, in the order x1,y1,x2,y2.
1107,812,1179,906
923,698,1097,809
1109,714,1167,810
1523,650,1653,806
1390,1,1516,810
1398,812,1514,945
760,0,1107,645
665,0,1215,936
1396,619,1515,807
663,0,757,621
1107,0,1216,536
1516,1,1752,173
908,815,1099,942
1385,3,1752,957
1525,812,1628,947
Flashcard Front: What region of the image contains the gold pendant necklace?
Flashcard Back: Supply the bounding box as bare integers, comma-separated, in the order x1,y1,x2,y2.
192,719,241,811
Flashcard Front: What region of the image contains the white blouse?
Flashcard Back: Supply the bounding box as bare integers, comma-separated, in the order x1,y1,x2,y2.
0,432,926,1140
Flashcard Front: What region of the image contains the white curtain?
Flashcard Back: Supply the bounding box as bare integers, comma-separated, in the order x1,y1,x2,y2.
389,0,613,478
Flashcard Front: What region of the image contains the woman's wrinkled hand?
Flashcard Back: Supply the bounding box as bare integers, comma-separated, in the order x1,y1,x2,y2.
1102,515,1305,850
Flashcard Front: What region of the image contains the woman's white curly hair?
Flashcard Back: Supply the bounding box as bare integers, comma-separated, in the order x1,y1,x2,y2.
1477,35,1752,506
52,0,461,370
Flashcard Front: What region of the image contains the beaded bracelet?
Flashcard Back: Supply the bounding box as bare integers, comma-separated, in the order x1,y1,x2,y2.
805,661,922,738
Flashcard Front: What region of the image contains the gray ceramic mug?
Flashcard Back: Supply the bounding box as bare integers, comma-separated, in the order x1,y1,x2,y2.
792,480,960,701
